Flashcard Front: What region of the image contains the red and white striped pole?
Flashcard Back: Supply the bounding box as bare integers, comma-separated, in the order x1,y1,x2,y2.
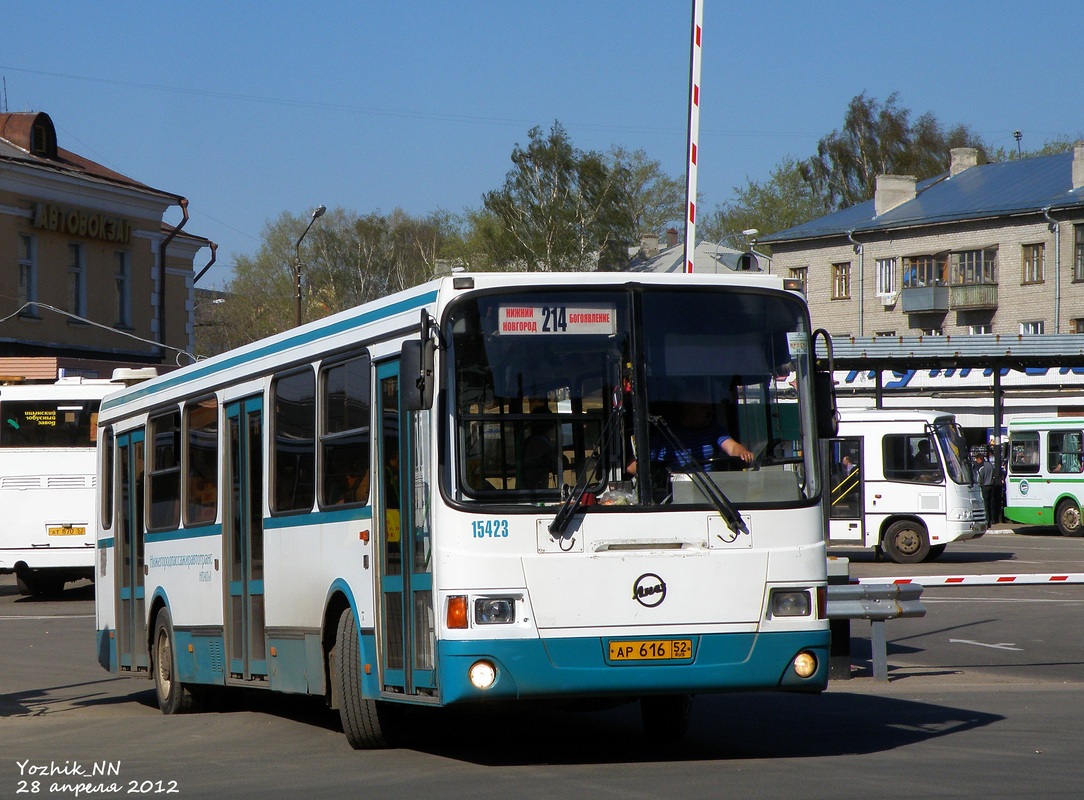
682,0,703,274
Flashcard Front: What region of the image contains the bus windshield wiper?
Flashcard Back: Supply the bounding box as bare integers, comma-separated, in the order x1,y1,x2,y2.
548,408,620,539
649,415,748,536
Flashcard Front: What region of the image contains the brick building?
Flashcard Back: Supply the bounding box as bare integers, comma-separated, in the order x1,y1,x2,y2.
761,145,1084,339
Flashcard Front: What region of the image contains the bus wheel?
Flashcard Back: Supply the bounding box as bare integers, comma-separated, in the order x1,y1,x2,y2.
335,608,395,749
640,694,692,742
153,608,200,715
882,520,930,564
1055,499,1084,537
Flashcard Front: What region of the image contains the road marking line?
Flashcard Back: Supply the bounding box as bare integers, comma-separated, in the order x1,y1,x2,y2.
949,638,1022,651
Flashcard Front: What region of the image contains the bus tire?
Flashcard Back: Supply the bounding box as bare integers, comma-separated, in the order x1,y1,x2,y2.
640,694,692,742
882,520,930,564
153,608,200,715
1055,499,1084,537
334,608,393,749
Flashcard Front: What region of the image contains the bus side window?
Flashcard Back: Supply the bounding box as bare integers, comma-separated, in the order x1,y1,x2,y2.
185,397,219,525
1009,432,1040,475
148,408,181,531
1048,431,1083,474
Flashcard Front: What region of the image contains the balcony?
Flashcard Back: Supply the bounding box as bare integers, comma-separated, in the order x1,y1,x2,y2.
900,285,949,313
949,282,998,310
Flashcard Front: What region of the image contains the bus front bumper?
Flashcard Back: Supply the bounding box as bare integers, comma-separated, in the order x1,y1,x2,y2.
434,630,829,705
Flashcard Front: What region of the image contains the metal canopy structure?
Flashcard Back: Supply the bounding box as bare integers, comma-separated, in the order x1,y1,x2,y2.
815,335,1084,513
819,334,1084,371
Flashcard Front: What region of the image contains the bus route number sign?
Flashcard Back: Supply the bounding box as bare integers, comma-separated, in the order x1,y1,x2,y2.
498,305,616,336
608,639,693,662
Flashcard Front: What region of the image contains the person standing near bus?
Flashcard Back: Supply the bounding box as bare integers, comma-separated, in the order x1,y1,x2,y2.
976,452,996,524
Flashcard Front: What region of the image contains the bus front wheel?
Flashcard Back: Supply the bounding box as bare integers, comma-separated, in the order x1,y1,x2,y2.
334,608,396,749
153,608,200,715
1055,499,1084,537
882,520,930,564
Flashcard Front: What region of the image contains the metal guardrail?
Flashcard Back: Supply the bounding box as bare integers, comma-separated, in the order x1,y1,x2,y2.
826,580,926,682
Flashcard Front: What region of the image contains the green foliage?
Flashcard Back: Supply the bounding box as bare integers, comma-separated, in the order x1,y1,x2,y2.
800,92,987,211
607,146,684,238
198,207,465,357
987,135,1076,162
482,122,636,271
701,157,821,242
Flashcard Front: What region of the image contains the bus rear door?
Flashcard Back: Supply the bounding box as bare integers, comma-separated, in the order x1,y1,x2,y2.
225,396,267,682
116,429,149,672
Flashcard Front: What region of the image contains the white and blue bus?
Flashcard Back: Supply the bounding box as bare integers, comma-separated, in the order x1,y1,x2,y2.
94,271,837,746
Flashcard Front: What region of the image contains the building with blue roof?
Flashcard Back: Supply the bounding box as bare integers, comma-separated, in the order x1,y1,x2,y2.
761,145,1084,340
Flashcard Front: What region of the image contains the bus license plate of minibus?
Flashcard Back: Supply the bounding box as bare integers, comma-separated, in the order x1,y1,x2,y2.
48,525,86,537
608,639,693,662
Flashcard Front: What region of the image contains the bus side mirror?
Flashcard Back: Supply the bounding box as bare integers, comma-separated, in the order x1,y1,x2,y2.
812,328,838,438
814,369,838,438
401,338,435,411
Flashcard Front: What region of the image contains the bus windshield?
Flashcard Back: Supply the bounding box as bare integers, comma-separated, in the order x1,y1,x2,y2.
447,286,819,508
934,418,974,485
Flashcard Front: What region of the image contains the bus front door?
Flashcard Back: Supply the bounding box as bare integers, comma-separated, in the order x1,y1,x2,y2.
828,436,864,544
116,429,148,672
225,397,267,682
376,360,436,698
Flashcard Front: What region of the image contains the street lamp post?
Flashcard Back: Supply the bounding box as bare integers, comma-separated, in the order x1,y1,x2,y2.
295,204,326,327
713,228,759,271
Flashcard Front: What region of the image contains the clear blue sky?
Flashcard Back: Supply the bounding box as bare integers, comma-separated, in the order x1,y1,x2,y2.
5,1,1081,288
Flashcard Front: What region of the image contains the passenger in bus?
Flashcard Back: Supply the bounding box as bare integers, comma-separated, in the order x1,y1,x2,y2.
628,394,753,475
521,410,558,489
335,468,370,505
914,440,940,481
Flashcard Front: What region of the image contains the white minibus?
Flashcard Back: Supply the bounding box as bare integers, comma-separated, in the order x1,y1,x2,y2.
828,407,987,563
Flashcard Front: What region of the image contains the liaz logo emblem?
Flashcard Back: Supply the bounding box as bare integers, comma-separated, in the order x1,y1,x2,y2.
633,573,666,607
1019,479,1029,496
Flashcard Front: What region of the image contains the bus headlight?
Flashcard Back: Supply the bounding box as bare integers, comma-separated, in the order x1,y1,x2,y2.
793,651,818,679
475,597,516,624
949,507,973,521
770,589,812,617
468,660,497,689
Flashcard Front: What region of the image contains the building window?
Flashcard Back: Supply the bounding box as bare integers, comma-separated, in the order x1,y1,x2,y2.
1020,320,1045,335
67,243,86,317
969,324,993,335
1022,243,1045,285
832,262,850,299
874,330,896,337
115,251,131,327
18,234,38,316
875,258,897,297
1071,318,1084,334
789,267,808,294
952,248,997,285
1075,226,1084,282
903,254,947,287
